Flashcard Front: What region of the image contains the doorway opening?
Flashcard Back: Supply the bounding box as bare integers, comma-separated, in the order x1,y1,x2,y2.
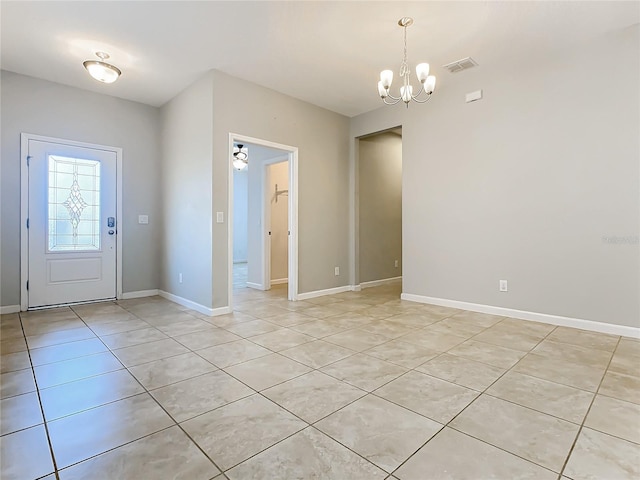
228,134,298,310
356,127,403,296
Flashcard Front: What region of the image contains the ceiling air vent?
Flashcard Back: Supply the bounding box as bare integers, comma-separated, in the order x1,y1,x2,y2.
443,57,478,73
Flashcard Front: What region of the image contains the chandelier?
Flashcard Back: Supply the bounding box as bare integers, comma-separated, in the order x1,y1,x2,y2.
232,144,249,170
377,17,436,107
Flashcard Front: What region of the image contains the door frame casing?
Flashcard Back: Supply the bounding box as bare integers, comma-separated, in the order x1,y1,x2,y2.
227,133,299,307
20,133,123,311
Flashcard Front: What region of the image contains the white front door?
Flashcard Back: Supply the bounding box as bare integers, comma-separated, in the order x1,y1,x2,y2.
26,137,118,308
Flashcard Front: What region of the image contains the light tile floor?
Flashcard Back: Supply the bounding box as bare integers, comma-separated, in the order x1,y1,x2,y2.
1,283,639,479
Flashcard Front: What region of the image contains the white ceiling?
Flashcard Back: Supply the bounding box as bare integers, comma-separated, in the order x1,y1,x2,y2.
1,1,637,117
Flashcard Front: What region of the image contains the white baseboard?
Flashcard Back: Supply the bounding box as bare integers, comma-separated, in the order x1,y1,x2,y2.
352,285,362,292
0,305,20,314
297,285,352,301
121,289,159,300
211,306,232,317
401,293,640,339
246,282,266,291
158,290,213,316
360,276,402,289
271,278,288,285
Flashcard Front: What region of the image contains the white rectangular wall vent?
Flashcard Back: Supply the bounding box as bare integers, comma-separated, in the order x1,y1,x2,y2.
443,57,478,73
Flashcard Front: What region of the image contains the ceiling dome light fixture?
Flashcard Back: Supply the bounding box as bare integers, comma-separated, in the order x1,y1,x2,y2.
83,51,121,84
233,144,249,170
377,17,436,107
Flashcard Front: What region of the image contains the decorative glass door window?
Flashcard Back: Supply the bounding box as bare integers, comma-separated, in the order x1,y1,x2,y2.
48,155,101,251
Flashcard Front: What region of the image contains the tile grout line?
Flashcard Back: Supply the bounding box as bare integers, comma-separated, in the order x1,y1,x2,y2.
18,309,63,480
556,335,622,479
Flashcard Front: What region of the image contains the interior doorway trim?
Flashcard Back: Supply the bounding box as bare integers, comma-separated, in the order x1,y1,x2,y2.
20,133,123,311
227,133,299,308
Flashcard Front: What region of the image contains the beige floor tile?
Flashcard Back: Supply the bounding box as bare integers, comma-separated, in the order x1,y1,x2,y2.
448,339,526,368
321,353,407,392
196,339,271,368
395,427,557,480
224,353,311,391
227,427,387,480
262,311,314,327
40,369,144,420
426,317,488,337
34,351,123,388
29,337,108,366
449,310,505,328
547,326,619,352
450,395,579,472
80,311,140,326
584,394,640,443
89,317,153,336
609,342,640,377
154,317,217,338
182,394,306,471
416,353,506,391
0,424,55,480
360,305,403,320
279,340,355,368
262,371,365,423
205,311,257,329
496,317,556,336
173,327,241,350
0,351,31,373
323,312,373,330
48,393,174,469
375,371,479,423
224,319,281,338
419,304,461,318
128,352,216,390
0,391,43,435
300,305,347,319
58,426,219,480
151,370,254,422
249,328,314,351
513,352,606,392
100,327,169,350
364,339,439,369
1,368,36,399
486,371,594,423
22,318,86,337
0,336,27,355
399,329,467,352
323,329,390,351
316,394,442,473
563,427,640,480
385,311,444,327
26,326,96,349
472,324,545,351
600,370,640,404
112,338,189,367
532,339,612,369
290,318,353,338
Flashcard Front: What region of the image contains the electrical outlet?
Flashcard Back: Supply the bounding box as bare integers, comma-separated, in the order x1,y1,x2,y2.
179,273,183,284
499,280,508,292
394,260,399,268
334,267,340,276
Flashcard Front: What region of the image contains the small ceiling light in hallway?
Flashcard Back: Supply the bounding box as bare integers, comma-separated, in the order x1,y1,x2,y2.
83,51,121,84
233,144,249,170
377,17,436,107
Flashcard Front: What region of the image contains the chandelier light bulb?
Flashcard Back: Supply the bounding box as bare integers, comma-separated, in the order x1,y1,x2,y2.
416,63,430,83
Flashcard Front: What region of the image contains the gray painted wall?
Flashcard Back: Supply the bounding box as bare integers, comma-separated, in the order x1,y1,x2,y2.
351,26,639,327
211,71,350,307
359,132,402,283
1,71,162,306
159,74,214,308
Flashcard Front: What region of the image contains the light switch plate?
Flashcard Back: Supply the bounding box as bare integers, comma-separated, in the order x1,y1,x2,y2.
216,212,224,223
138,215,149,224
